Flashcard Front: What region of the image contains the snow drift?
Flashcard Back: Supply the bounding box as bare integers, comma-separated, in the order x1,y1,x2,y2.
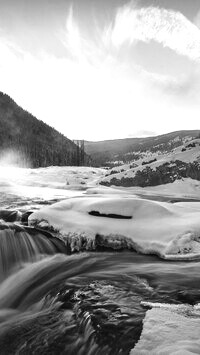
131,302,200,354
29,196,200,260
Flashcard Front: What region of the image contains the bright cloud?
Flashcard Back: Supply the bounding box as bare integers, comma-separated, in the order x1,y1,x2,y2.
0,3,200,141
64,7,84,59
105,3,200,61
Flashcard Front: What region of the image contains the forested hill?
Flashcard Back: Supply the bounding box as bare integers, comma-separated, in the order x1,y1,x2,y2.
0,92,89,167
85,130,200,167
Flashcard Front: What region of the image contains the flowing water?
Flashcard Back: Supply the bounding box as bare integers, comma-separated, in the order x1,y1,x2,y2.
0,167,200,354
0,220,199,354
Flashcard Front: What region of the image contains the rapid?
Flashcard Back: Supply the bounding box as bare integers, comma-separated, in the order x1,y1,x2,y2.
0,166,199,354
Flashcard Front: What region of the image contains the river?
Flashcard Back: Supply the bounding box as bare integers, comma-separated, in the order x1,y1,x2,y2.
0,166,200,354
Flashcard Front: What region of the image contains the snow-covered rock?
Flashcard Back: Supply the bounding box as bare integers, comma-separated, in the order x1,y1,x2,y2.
131,303,200,354
29,195,200,260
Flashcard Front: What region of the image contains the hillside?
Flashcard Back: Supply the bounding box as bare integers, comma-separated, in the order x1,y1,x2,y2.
85,130,200,167
0,92,89,168
100,138,200,187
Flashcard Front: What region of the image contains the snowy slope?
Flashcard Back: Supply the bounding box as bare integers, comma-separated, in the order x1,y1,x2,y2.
100,139,200,187
85,130,200,167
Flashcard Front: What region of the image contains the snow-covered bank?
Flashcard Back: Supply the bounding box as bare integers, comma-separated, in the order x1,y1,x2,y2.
0,166,105,210
0,166,105,190
136,178,200,200
29,195,200,260
87,178,200,201
131,303,200,354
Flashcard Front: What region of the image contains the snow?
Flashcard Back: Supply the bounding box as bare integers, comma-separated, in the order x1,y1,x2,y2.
1,163,200,352
143,178,200,199
29,195,200,259
89,178,200,200
101,139,200,184
0,166,105,189
131,303,200,355
125,178,200,200
0,166,105,208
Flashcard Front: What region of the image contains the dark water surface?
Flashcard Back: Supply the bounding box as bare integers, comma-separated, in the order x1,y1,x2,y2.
0,188,200,355
0,221,200,355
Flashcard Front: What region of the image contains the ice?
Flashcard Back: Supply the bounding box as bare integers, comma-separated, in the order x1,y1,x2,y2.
0,166,105,190
142,178,200,199
95,178,200,200
29,195,200,259
0,166,105,209
1,164,200,352
131,303,200,355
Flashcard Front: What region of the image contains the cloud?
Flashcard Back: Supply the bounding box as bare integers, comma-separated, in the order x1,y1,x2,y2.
104,3,200,61
0,4,200,141
64,6,84,59
0,37,24,68
194,9,200,29
128,130,156,138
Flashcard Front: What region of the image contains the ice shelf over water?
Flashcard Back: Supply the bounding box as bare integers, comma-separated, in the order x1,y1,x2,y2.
29,195,200,260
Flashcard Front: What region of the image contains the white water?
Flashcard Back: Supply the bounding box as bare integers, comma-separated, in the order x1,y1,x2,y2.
0,166,200,354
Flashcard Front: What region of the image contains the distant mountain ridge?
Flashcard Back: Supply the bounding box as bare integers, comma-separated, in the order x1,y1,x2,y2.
0,92,89,168
85,130,200,167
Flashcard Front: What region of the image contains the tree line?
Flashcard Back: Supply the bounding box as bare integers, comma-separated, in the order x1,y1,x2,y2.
0,92,90,167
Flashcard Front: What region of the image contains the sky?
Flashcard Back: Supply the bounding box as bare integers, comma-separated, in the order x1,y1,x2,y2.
0,0,200,140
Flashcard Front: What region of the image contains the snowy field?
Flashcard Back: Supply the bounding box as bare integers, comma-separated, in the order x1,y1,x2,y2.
0,166,106,210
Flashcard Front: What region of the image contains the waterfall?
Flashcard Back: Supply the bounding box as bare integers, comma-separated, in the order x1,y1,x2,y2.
0,221,66,280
